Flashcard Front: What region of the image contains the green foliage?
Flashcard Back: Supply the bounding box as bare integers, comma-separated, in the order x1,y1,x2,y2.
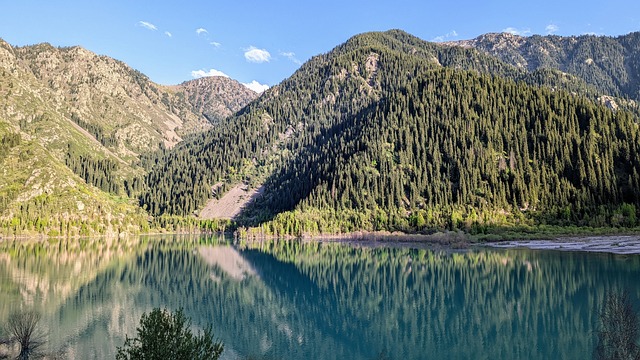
140,29,536,217
0,132,20,161
254,68,640,232
0,38,260,236
65,143,121,194
116,308,223,360
123,176,144,198
70,113,117,148
0,132,21,213
150,215,233,233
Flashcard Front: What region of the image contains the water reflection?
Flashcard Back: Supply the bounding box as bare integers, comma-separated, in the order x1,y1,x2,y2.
0,236,638,359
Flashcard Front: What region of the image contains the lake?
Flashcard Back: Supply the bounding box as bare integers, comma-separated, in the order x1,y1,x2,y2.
0,235,639,359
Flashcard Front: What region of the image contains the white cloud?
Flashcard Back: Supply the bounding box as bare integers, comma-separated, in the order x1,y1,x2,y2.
244,46,271,63
503,27,531,36
243,80,269,93
165,31,172,38
196,28,208,35
545,24,559,34
431,30,459,42
138,21,157,31
280,51,302,65
191,68,229,78
210,41,221,47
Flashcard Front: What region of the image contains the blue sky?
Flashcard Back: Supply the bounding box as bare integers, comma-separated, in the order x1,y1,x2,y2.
1,0,639,91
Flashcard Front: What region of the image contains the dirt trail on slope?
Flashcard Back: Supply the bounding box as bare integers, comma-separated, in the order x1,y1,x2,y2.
199,184,264,220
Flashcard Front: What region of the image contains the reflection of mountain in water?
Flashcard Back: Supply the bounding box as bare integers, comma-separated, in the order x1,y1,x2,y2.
1,237,640,359
198,246,257,282
0,237,144,315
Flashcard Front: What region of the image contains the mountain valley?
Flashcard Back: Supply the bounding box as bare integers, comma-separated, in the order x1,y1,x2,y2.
1,30,639,237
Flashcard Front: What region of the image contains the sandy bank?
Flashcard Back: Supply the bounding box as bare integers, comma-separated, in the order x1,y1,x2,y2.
486,235,640,255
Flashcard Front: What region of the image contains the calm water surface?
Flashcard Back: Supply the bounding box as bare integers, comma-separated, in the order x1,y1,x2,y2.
0,235,639,359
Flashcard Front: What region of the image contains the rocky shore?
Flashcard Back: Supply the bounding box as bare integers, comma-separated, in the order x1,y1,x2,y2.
487,235,640,255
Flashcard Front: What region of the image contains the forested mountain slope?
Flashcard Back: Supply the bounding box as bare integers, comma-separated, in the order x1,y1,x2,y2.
142,30,640,235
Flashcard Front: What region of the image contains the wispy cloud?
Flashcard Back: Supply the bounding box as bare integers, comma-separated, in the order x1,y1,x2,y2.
503,27,531,36
138,21,157,31
210,41,221,47
280,51,302,65
196,28,208,35
191,68,229,78
243,80,269,93
583,23,602,36
431,30,458,42
244,46,271,63
545,24,559,35
165,31,172,38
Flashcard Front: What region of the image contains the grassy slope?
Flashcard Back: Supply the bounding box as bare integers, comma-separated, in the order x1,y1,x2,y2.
0,43,149,236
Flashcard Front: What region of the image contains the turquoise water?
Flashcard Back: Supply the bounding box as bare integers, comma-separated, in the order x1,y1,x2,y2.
0,236,638,359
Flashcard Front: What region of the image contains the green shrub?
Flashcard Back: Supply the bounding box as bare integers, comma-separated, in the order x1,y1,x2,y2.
116,308,223,360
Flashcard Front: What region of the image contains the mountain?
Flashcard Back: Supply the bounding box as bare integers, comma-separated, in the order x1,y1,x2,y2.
2,30,640,237
142,30,640,235
173,77,258,124
0,39,256,236
445,32,640,101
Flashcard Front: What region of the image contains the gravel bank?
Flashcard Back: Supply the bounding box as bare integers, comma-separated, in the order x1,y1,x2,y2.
487,235,640,255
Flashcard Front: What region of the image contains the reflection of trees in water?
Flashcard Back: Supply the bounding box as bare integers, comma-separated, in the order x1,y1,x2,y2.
56,241,413,359
241,241,640,360
593,291,640,360
2,237,640,359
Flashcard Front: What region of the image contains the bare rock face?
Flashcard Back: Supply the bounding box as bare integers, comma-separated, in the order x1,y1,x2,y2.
12,43,207,152
0,39,17,69
444,31,640,101
599,95,619,111
173,76,258,124
446,33,548,70
448,32,527,50
2,40,259,157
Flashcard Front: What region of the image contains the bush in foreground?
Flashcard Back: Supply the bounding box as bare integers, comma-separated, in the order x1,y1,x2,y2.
116,308,223,360
0,310,64,360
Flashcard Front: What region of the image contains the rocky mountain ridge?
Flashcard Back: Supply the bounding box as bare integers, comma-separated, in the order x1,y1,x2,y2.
172,77,258,124
444,31,640,100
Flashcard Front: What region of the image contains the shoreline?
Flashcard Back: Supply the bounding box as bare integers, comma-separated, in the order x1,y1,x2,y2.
3,228,640,255
485,235,640,255
306,232,640,255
